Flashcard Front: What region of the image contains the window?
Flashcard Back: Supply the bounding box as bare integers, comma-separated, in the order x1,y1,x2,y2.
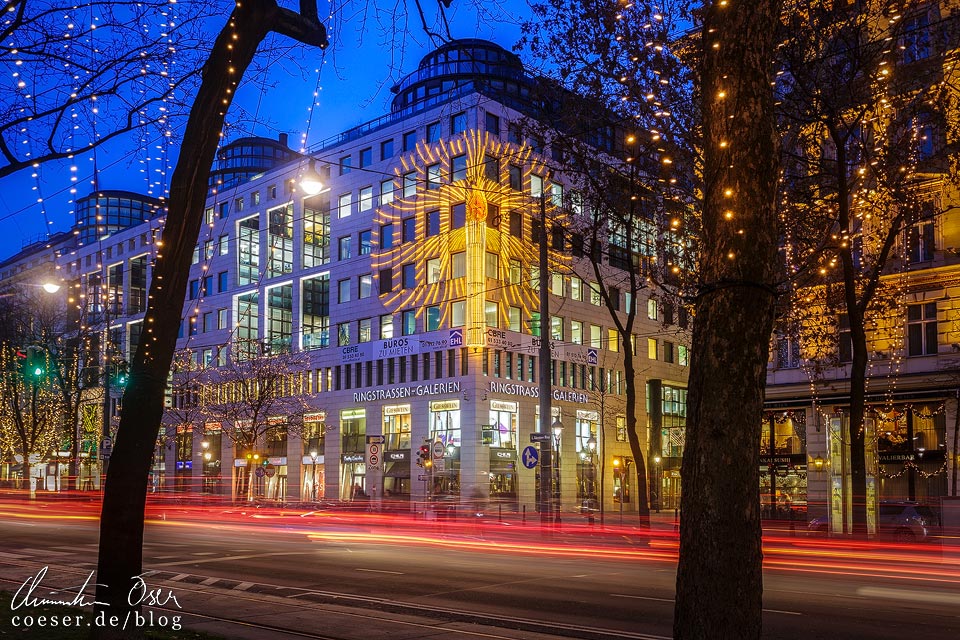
380,314,394,339
252,191,260,206
551,273,564,296
509,165,523,191
451,202,466,229
485,112,500,136
304,195,330,268
902,11,932,63
509,307,521,332
359,230,372,255
451,252,466,279
218,234,229,255
678,345,689,366
838,313,852,363
403,171,417,197
907,302,938,356
427,258,441,284
510,259,521,285
485,252,499,279
338,278,351,303
402,310,416,335
451,301,466,327
402,263,416,289
551,316,564,340
380,179,395,205
359,274,372,299
338,193,352,218
338,235,352,260
237,216,259,285
338,323,351,346
509,210,523,238
379,268,393,294
380,223,394,250
427,163,441,190
359,318,372,342
189,279,199,300
531,312,541,337
218,308,229,330
403,130,417,152
590,283,602,306
590,325,602,348
359,147,372,168
427,210,441,236
426,306,441,331
907,200,936,263
648,338,658,360
664,341,675,363
531,174,544,198
485,301,499,327
339,155,352,175
402,217,416,243
381,139,394,160
426,121,441,143
359,186,373,212
218,271,229,292
452,154,467,181
570,276,582,301
571,321,583,345
483,155,499,183
451,112,467,135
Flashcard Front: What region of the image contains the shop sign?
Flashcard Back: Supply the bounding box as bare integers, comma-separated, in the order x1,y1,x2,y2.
353,381,462,403
449,328,464,347
376,337,419,359
340,343,369,364
386,450,409,462
383,404,411,416
304,412,326,422
341,408,366,420
878,452,915,462
491,449,516,460
342,453,364,463
485,328,520,350
301,455,324,465
268,457,285,465
490,400,517,412
760,456,795,465
430,399,460,412
577,410,599,421
487,381,590,404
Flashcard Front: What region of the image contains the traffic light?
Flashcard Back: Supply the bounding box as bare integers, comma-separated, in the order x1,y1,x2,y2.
24,346,46,381
110,360,130,388
416,444,431,468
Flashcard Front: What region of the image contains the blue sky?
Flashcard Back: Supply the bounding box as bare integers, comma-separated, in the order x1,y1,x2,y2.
0,1,531,261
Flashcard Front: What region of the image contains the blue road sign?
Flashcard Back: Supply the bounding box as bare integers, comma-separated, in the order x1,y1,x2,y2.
521,446,539,469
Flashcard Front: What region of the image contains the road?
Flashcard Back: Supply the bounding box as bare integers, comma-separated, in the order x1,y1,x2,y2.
0,500,958,639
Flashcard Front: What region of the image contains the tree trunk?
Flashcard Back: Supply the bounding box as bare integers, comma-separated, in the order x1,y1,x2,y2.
674,1,781,638
622,342,649,526
92,4,272,633
953,390,959,496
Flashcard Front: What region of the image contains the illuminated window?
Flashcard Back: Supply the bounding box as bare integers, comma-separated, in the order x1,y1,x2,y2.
485,301,499,327
551,316,564,340
359,186,373,212
590,325,601,348
338,279,351,303
380,179,394,205
551,273,564,296
359,318,372,342
907,302,938,356
451,300,466,327
427,258,441,284
359,274,372,299
380,315,393,339
402,310,416,335
678,345,689,366
338,193,352,218
338,236,352,260
570,276,582,301
509,307,521,332
571,321,583,345
426,306,441,331
485,252,499,279
338,322,351,346
648,338,658,360
509,259,521,285
452,252,466,279
531,174,543,198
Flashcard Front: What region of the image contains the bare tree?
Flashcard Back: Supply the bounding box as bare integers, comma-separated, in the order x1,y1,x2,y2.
92,0,327,626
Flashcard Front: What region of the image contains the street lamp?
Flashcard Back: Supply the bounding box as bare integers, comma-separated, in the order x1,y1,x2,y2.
552,418,563,524
652,455,661,513
300,159,326,195
200,440,210,492
585,435,597,524
309,449,319,502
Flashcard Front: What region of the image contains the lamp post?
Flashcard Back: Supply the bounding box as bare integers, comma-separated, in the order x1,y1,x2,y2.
552,418,563,524
200,439,210,492
585,435,597,524
309,449,319,502
652,455,661,513
614,457,623,525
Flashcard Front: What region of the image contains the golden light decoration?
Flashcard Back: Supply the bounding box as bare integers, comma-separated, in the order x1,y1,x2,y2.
372,130,568,346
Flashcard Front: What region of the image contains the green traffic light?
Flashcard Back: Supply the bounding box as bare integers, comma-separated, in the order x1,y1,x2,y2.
33,367,43,376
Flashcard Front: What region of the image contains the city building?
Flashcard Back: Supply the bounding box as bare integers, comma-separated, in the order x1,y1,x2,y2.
2,39,691,514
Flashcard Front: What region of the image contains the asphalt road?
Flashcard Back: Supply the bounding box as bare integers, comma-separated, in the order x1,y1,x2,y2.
0,502,957,639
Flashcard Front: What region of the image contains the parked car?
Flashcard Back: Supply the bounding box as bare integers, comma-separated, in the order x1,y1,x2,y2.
807,501,940,542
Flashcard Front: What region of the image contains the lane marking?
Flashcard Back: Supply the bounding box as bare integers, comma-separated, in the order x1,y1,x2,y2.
763,608,802,616
200,577,220,586
169,574,190,582
611,593,673,603
192,552,218,556
857,586,960,606
151,551,307,568
355,568,403,575
234,582,254,591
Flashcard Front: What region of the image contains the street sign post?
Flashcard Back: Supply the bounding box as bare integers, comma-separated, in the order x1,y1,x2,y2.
432,441,444,459
529,433,551,443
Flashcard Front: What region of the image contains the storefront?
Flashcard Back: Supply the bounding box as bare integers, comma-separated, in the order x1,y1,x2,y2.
340,408,366,500
429,399,461,496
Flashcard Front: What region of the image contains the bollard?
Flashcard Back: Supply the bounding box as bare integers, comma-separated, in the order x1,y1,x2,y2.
522,504,526,524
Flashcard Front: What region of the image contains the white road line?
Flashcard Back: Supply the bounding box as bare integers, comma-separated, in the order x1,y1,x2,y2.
762,609,803,616
233,582,254,591
200,577,220,586
610,593,674,603
191,552,218,556
355,568,403,575
857,586,960,606
151,551,307,568
168,574,190,582
0,552,29,559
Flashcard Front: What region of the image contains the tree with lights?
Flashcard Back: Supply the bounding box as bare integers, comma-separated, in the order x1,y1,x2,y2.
519,0,699,526
92,0,327,627
775,0,960,536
